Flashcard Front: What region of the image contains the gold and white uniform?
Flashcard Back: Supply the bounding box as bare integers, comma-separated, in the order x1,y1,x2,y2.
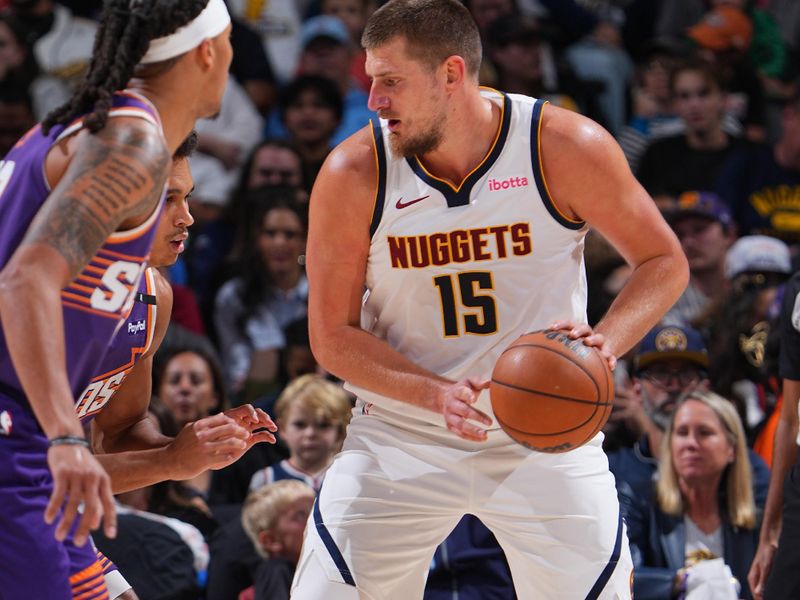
292,91,633,600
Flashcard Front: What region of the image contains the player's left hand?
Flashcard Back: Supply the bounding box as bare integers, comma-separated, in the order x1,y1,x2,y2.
549,320,616,371
223,404,278,449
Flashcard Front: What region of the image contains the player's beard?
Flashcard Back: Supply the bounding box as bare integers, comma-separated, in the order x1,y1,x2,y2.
389,107,447,158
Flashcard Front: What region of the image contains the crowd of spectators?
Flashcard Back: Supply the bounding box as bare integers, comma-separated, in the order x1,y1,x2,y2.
3,0,800,598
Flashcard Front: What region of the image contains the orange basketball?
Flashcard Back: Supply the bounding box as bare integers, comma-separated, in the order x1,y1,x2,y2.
490,329,614,453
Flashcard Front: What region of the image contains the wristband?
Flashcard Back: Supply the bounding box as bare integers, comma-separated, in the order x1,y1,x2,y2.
49,435,90,449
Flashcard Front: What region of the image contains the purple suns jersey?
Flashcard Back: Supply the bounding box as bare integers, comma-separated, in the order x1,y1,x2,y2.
0,90,164,409
76,268,158,424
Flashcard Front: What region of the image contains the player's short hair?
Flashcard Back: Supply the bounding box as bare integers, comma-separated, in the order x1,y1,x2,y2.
362,0,482,79
273,374,352,440
241,480,315,558
173,130,198,160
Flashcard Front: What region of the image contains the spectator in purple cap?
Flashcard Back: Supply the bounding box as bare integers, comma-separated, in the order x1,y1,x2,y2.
663,191,737,328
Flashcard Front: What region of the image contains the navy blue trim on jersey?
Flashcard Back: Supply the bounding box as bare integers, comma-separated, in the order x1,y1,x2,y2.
584,510,624,599
405,92,512,208
369,119,387,239
530,99,585,231
313,497,356,586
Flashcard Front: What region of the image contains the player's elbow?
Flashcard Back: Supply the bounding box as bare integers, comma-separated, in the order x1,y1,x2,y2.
0,263,40,315
308,322,343,374
308,328,333,370
672,248,690,293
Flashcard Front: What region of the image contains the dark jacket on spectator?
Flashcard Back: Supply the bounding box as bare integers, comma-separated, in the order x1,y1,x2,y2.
620,481,758,600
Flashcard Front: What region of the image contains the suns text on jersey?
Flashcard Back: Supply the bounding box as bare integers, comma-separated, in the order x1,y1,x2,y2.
387,223,532,269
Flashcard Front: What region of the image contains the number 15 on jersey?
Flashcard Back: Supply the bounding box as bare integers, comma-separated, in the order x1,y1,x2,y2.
433,271,498,337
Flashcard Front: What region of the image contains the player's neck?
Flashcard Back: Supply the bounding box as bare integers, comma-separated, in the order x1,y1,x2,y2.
127,80,204,156
418,92,501,185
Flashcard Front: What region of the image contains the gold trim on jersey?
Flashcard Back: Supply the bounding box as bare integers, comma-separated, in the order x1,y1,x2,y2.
412,91,506,193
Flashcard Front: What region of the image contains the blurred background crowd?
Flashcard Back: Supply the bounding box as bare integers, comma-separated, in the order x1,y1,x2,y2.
2,0,800,598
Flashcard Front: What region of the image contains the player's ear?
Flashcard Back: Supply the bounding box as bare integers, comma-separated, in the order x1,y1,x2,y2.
193,38,215,71
443,55,465,89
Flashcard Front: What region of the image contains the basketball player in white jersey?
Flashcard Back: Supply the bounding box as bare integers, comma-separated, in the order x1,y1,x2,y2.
291,1,689,598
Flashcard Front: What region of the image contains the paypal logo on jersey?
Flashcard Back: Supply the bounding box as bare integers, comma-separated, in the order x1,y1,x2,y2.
488,176,529,191
128,320,146,335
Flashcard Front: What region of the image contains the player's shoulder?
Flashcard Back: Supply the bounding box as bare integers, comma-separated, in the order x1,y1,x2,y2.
312,124,378,210
96,114,169,158
539,103,613,154
538,103,628,179
320,124,377,181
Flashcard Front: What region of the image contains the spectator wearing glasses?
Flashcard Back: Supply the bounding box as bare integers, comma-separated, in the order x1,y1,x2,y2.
620,390,760,600
607,324,770,507
242,140,304,192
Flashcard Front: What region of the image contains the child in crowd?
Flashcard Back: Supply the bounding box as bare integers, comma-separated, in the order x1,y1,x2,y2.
239,480,316,600
249,374,352,493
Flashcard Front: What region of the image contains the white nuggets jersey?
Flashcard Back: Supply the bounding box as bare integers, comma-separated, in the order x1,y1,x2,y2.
347,90,590,428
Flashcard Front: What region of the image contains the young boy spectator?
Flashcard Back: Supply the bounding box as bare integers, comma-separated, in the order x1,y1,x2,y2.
240,480,316,600
249,374,352,493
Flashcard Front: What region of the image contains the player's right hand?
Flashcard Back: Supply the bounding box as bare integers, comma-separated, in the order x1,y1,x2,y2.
748,540,777,600
167,412,252,477
439,377,492,442
45,445,116,547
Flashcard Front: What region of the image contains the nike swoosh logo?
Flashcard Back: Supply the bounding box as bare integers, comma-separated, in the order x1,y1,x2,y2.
396,195,430,209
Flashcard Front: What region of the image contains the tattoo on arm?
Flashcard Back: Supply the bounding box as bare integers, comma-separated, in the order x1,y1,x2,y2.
25,121,170,279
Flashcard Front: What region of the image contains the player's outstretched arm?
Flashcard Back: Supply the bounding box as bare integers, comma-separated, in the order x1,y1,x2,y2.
0,117,169,545
306,128,491,441
749,378,800,600
92,270,277,493
539,104,689,359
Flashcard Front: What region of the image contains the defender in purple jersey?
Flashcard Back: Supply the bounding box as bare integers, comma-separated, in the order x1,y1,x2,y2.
85,136,276,600
0,1,233,598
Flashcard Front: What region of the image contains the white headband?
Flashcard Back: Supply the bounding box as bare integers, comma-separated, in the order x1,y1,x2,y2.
139,0,231,65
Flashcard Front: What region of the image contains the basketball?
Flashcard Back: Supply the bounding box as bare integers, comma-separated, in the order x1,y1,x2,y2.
490,329,614,453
